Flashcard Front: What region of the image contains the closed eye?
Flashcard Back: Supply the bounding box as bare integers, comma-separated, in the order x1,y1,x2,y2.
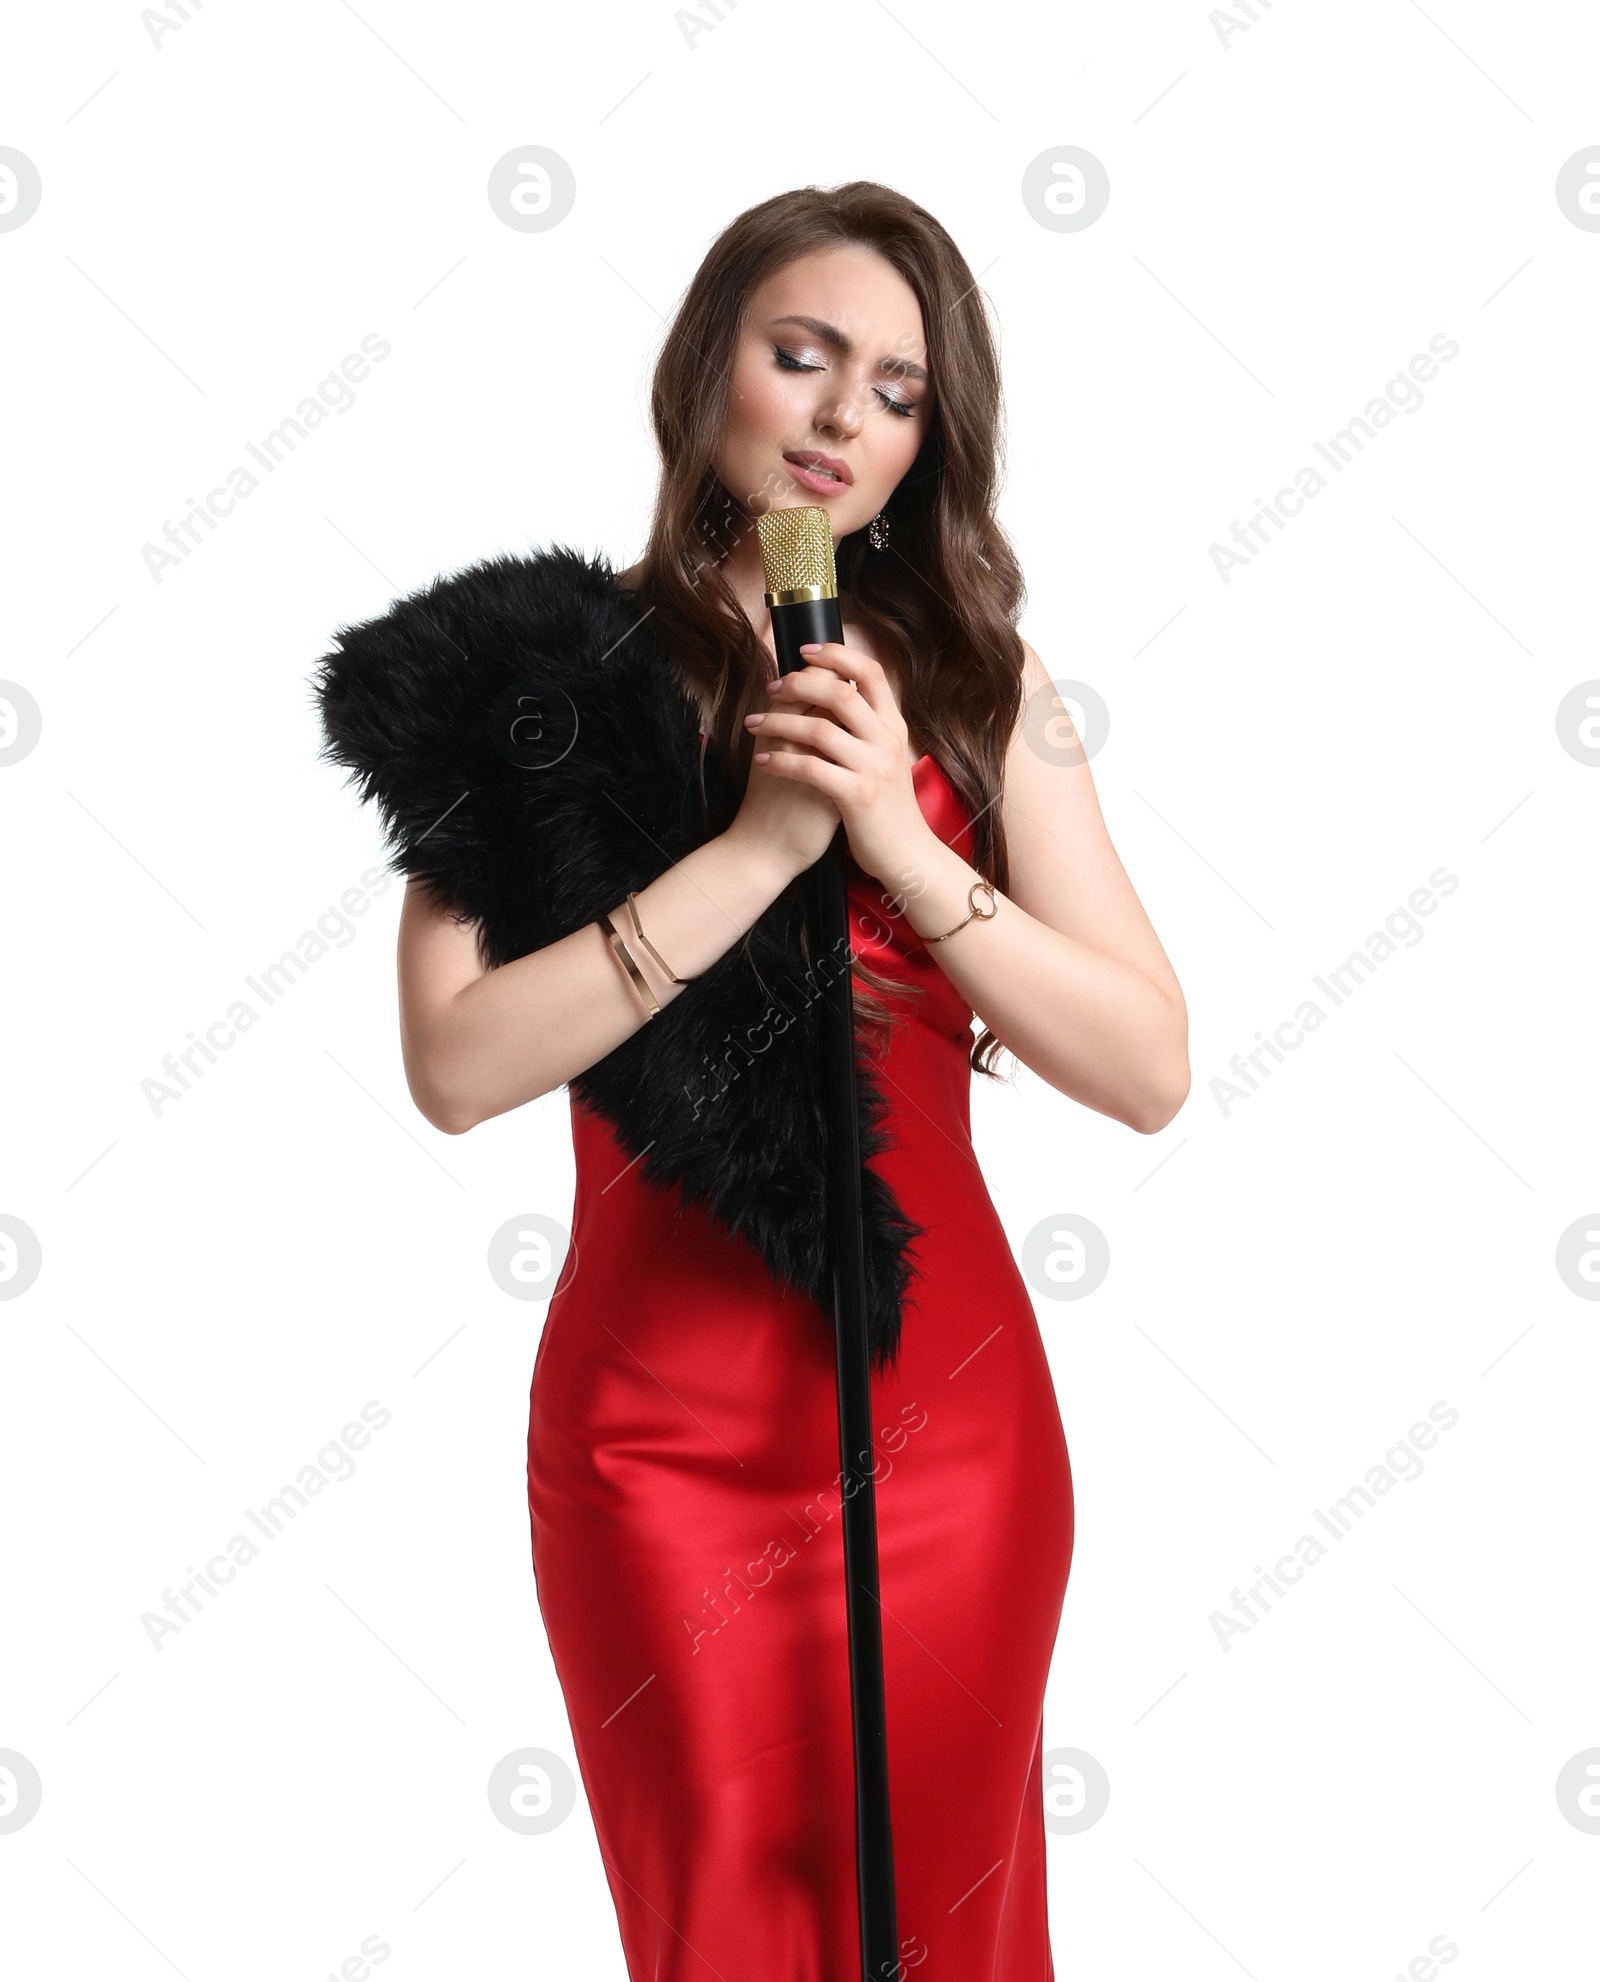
774,344,918,419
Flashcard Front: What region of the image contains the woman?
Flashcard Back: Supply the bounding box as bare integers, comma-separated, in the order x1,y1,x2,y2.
328,182,1188,1978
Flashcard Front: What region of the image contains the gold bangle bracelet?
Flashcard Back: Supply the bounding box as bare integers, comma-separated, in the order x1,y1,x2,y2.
923,877,998,945
597,911,661,1020
624,890,690,985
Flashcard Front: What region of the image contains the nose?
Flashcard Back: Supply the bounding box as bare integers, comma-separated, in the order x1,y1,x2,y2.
816,384,864,441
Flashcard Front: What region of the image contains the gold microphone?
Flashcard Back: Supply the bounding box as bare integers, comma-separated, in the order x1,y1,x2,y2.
756,501,839,611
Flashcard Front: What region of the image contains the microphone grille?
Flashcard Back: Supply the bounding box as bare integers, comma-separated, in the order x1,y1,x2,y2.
755,505,838,597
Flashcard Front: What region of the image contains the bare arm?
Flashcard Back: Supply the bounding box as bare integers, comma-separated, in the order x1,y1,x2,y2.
397,825,797,1134
897,640,1190,1133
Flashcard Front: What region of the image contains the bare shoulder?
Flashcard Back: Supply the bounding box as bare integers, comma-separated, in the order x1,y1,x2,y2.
1006,634,1082,763
1002,631,1186,1012
1016,634,1055,707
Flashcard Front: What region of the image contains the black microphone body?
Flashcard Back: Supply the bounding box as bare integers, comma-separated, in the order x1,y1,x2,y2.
765,561,900,1981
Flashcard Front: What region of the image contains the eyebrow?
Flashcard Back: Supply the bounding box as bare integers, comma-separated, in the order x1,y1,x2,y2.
768,314,929,385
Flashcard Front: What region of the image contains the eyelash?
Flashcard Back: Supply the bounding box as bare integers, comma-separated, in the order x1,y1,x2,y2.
773,344,918,418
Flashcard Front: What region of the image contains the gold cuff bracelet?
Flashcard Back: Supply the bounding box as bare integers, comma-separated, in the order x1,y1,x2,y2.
598,910,661,1020
624,890,689,985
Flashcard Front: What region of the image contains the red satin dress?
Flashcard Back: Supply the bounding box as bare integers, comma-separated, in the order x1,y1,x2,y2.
526,752,1075,1979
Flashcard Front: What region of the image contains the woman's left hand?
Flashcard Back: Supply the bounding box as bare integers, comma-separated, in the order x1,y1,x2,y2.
744,639,940,898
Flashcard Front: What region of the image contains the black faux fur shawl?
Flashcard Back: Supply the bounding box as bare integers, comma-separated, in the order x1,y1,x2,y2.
310,546,923,1369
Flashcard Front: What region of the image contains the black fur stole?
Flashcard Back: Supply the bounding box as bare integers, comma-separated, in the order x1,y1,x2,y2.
309,545,923,1369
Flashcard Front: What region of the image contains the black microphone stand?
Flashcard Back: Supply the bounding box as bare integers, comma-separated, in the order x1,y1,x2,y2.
760,507,899,1982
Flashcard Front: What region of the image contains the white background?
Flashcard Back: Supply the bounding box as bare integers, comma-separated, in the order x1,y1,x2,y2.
3,2,1597,1976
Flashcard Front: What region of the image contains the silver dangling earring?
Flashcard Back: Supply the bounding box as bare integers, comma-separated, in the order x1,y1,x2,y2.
867,510,890,551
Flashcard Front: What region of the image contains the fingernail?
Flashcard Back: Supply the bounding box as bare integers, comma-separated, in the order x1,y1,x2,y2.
799,642,820,654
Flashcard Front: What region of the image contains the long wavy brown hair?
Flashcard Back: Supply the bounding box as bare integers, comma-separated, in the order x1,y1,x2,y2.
632,181,1026,1079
